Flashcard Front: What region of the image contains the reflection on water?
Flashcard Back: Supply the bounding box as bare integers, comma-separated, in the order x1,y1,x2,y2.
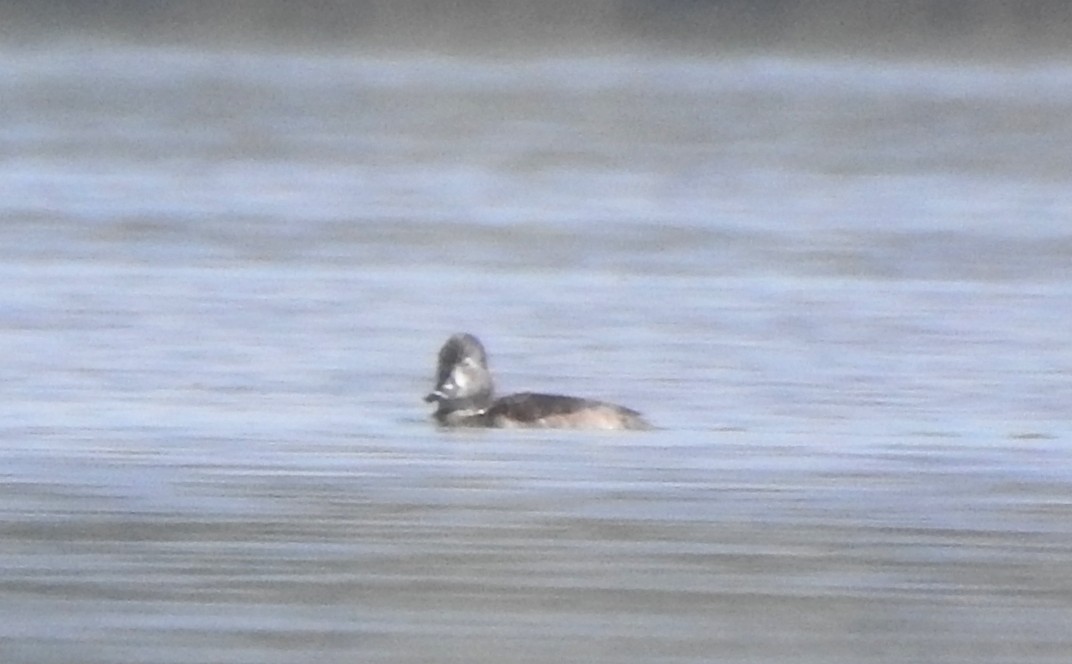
0,46,1070,663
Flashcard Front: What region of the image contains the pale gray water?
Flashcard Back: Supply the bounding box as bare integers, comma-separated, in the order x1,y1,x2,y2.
1,46,1071,663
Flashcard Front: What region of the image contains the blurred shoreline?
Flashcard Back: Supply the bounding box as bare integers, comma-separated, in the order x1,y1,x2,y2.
1,0,1071,58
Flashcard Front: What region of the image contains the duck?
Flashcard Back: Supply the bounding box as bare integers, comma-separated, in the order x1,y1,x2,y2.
424,333,651,430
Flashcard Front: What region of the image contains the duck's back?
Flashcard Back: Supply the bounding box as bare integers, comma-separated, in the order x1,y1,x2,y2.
484,392,651,430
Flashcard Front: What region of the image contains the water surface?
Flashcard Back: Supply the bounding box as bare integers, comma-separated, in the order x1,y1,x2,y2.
1,46,1070,663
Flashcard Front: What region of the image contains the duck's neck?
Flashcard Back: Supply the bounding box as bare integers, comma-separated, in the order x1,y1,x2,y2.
435,385,494,419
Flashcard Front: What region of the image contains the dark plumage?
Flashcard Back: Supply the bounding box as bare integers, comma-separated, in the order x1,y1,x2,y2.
424,333,651,430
